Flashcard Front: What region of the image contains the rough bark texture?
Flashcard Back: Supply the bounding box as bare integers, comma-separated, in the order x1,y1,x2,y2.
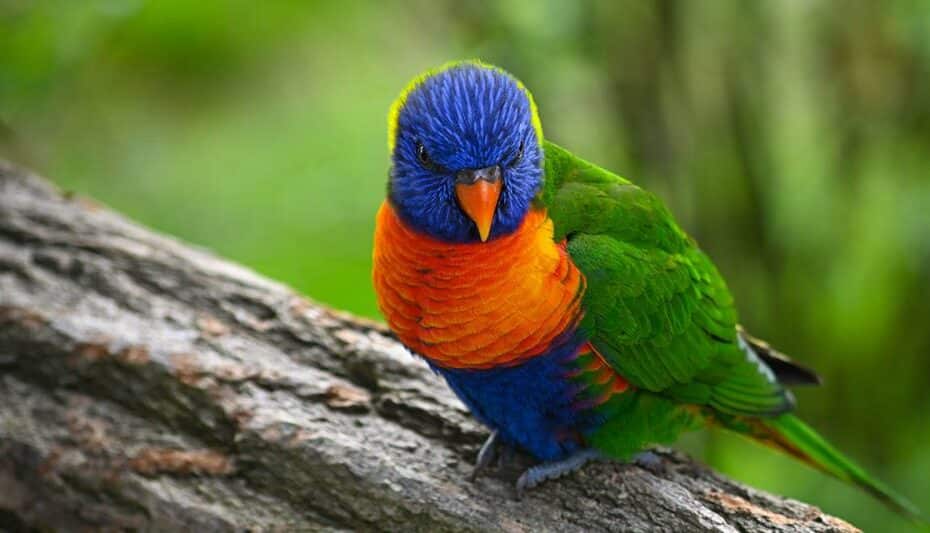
0,161,858,532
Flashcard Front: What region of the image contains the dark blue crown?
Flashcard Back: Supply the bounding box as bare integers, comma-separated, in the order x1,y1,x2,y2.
388,62,544,243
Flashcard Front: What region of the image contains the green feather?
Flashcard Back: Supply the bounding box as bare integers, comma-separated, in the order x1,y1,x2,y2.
587,392,705,461
715,413,925,522
541,140,922,519
544,140,791,415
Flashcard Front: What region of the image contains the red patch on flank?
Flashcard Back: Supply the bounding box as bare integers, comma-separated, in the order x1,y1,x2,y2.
571,342,631,408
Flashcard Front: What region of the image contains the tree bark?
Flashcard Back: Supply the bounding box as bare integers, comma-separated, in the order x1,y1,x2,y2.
0,161,857,532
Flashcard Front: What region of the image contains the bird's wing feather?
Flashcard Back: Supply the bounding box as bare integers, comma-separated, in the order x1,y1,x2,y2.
542,141,793,416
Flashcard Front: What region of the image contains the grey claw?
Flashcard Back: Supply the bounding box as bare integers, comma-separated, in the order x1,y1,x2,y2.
469,430,499,482
515,471,532,500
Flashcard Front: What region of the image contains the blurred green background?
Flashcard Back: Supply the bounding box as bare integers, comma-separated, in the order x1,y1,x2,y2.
2,1,928,529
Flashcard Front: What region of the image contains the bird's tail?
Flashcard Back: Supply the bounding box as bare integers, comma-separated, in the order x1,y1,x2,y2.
715,412,924,522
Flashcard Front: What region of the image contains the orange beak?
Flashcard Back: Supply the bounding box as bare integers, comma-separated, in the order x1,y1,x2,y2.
455,165,502,242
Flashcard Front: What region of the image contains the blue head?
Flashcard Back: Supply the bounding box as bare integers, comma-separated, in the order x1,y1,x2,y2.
387,61,544,243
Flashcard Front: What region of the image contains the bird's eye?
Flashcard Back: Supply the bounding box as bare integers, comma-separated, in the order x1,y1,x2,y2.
508,141,525,167
417,143,436,169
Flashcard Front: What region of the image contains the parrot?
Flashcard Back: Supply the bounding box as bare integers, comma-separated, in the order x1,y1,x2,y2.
371,59,921,519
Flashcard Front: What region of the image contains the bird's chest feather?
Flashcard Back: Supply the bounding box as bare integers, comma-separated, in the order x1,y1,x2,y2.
372,201,585,369
373,201,632,459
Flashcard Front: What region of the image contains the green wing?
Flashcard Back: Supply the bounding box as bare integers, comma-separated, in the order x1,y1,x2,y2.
541,141,793,416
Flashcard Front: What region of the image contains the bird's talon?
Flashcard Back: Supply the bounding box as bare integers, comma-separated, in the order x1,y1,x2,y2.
470,430,500,481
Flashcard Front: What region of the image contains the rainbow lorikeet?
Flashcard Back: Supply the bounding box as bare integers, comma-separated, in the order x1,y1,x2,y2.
372,60,919,518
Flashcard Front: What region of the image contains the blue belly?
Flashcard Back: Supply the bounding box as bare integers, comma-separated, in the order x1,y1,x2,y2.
431,334,601,461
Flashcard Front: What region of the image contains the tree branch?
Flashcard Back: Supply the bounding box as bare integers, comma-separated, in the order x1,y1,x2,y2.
0,161,857,532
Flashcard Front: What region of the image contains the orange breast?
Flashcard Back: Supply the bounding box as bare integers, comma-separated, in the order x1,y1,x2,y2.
372,201,585,369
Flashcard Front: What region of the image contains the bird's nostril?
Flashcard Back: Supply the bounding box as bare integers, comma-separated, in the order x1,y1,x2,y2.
456,166,502,185
475,165,501,183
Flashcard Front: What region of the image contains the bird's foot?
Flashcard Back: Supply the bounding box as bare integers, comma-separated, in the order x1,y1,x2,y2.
632,449,665,475
515,448,603,499
470,430,515,481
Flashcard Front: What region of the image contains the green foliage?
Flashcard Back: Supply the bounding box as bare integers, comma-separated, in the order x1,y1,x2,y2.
2,1,928,530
